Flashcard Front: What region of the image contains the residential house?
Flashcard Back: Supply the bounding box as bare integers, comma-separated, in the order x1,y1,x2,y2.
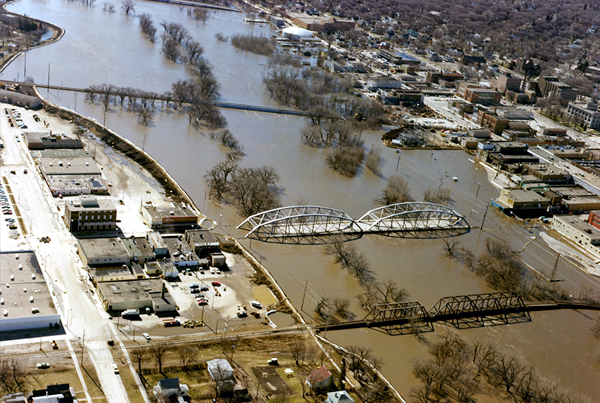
326,391,355,403
306,365,332,390
153,378,189,403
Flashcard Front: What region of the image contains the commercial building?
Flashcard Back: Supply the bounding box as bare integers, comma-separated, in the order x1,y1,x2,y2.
538,76,577,101
524,163,572,183
0,251,61,333
147,231,169,256
77,237,130,267
463,87,502,105
496,188,550,211
185,229,220,258
491,73,522,93
64,195,118,233
141,202,198,230
162,234,199,269
552,215,600,258
285,12,355,32
44,175,109,197
379,50,421,66
0,89,42,109
97,278,176,313
39,157,101,177
24,131,83,150
121,237,155,263
564,101,600,129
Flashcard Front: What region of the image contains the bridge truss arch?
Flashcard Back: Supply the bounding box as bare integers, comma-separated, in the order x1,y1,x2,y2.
237,205,361,240
357,202,469,232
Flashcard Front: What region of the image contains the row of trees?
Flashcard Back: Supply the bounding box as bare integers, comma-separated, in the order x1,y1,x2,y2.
205,161,281,216
411,331,590,403
263,67,384,126
445,237,570,302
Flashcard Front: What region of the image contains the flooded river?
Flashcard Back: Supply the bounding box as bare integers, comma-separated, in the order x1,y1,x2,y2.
2,0,599,399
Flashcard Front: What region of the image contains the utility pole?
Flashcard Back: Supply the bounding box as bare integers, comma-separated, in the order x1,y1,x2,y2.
80,329,85,366
551,253,561,282
476,182,481,199
395,152,401,173
47,63,50,96
300,280,308,312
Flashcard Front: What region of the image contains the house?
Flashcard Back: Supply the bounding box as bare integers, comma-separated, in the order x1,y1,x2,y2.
28,384,77,403
326,391,355,403
306,365,332,390
153,378,189,403
207,359,235,394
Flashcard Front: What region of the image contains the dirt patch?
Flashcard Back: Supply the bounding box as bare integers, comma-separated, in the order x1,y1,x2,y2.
251,366,292,396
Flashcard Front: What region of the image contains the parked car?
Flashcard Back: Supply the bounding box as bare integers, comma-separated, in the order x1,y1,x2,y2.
142,332,151,341
113,364,119,374
250,311,261,319
37,363,50,369
237,311,248,318
251,301,263,309
211,281,221,287
201,285,209,291
197,298,208,306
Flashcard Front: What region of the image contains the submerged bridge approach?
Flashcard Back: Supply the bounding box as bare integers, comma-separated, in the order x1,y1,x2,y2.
237,202,470,241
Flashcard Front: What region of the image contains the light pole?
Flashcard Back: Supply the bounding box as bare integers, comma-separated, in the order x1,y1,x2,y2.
219,214,222,229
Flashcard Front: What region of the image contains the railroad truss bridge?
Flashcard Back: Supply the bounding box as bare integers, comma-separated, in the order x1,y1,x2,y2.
238,203,470,242
314,292,600,336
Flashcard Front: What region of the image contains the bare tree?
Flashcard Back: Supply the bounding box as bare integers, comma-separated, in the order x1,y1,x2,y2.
121,0,135,15
289,341,306,366
130,346,148,374
204,160,237,201
442,238,462,257
0,358,27,394
151,343,170,374
365,146,382,175
139,13,157,42
376,175,413,205
177,345,197,370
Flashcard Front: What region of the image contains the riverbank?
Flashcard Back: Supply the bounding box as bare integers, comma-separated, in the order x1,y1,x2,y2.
0,0,65,73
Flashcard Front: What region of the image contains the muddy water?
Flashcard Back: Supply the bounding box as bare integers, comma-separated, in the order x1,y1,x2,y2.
3,0,600,399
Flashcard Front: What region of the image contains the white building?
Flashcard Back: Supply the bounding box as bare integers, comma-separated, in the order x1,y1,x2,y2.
551,215,600,259
564,101,600,129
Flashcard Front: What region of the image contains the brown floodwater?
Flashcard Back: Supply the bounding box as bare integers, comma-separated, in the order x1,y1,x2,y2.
3,0,600,399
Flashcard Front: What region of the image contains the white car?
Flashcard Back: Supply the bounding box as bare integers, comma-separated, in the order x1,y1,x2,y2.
142,332,151,341
113,364,119,374
210,267,215,275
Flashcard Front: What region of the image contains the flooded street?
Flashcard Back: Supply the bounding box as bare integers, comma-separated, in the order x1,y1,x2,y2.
2,0,600,399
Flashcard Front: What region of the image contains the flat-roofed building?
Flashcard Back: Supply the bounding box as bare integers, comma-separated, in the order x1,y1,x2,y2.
538,76,577,101
141,203,198,230
96,278,176,313
45,175,109,197
0,252,61,333
24,131,83,150
77,237,130,266
147,231,169,256
185,229,220,258
524,163,572,183
564,101,600,129
64,195,117,232
491,73,522,93
39,157,101,177
121,237,155,263
552,215,600,258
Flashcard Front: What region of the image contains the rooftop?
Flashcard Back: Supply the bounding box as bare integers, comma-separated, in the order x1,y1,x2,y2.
97,278,163,304
39,157,101,176
555,215,600,239
0,252,56,320
78,237,129,259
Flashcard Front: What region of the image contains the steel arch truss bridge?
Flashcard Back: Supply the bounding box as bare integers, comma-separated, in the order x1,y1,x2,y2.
365,301,434,335
357,202,469,233
238,203,469,242
237,206,362,241
428,292,530,329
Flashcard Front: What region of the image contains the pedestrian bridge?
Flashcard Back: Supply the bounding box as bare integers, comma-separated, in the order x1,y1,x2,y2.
237,203,469,242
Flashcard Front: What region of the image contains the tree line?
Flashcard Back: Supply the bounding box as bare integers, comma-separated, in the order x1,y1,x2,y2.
411,330,591,403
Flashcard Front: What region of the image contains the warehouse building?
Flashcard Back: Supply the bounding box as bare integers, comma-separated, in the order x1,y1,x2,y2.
0,251,61,333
